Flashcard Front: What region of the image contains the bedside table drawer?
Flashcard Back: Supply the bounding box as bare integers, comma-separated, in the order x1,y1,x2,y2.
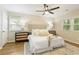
15,32,29,42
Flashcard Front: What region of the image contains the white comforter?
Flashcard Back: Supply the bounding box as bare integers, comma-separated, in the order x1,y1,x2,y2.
29,35,49,53
29,35,64,54
50,36,64,48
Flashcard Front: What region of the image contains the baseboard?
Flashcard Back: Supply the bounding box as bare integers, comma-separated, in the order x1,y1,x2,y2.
0,46,3,49
65,40,79,47
0,42,8,49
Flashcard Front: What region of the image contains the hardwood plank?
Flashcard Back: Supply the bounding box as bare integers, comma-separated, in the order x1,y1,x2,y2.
0,42,24,55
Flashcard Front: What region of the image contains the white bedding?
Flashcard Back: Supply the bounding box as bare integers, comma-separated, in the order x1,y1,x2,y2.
50,36,64,48
29,35,65,54
29,35,49,53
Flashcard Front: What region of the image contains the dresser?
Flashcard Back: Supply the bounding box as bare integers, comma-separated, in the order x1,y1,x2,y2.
15,32,30,42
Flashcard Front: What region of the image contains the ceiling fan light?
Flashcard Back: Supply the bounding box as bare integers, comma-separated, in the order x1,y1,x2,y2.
45,11,49,14
45,7,48,10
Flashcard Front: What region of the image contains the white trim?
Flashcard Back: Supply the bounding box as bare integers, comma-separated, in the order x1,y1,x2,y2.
63,16,79,31
0,45,3,49
0,47,3,49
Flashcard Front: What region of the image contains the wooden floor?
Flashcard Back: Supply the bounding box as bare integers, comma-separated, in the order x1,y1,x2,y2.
0,41,79,55
0,42,24,55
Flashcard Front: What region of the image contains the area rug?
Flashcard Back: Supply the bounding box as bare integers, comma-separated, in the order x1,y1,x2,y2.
24,42,79,55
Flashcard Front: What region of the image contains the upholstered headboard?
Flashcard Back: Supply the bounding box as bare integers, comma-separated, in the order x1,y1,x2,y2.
25,18,48,31
28,24,47,31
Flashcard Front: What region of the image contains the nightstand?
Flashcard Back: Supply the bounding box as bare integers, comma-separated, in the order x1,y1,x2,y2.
15,32,30,42
48,30,57,35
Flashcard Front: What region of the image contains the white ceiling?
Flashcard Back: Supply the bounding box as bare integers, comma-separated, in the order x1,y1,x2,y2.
1,4,79,17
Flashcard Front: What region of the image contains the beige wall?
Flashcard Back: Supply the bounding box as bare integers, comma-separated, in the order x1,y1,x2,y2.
55,10,79,43
25,15,48,31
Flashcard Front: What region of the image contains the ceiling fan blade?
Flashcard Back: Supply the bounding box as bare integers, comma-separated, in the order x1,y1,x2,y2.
49,7,60,11
42,12,45,15
49,11,54,14
36,10,45,12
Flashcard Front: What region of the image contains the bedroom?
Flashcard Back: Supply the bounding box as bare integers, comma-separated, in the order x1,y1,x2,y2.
0,4,79,55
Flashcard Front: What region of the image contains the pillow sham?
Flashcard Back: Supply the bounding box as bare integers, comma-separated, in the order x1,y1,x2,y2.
32,29,49,36
38,30,49,36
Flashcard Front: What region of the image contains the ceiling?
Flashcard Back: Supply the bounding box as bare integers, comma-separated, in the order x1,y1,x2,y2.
1,4,79,17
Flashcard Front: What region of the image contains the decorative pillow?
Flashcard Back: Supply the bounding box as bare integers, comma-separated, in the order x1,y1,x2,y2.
32,29,40,36
38,30,49,36
32,29,49,36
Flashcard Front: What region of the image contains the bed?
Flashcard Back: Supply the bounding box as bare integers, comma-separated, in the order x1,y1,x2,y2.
29,35,53,54
28,29,64,54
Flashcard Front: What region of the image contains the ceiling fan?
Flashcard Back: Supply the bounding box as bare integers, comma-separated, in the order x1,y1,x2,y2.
36,4,60,15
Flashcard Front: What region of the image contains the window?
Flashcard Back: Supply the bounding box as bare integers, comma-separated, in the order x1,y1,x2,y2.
9,16,22,31
74,18,79,30
63,19,70,30
63,17,79,31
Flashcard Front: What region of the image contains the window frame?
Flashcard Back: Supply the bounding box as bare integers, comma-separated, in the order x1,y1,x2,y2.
73,18,79,31
63,17,79,31
9,15,22,32
63,19,71,31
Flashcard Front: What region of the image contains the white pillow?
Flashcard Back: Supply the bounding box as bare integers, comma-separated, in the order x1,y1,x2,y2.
39,30,49,36
32,29,40,36
32,29,49,36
